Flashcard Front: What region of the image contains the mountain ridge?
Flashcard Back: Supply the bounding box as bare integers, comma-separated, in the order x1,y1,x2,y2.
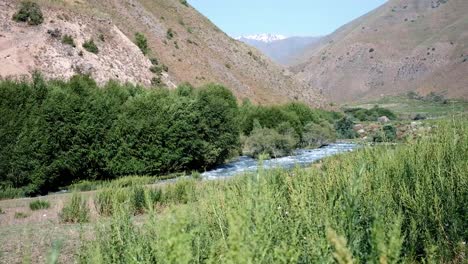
291,0,468,103
0,0,325,107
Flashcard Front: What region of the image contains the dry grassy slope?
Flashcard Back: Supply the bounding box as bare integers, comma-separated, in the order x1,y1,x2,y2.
292,0,468,103
0,0,324,107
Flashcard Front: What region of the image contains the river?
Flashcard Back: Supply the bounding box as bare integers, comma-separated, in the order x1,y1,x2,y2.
201,143,358,180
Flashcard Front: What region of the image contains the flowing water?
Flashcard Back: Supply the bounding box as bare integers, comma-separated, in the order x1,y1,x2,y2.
202,143,358,180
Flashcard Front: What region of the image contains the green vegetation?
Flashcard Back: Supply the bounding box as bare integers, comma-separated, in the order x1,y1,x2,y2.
134,32,150,55
239,100,341,157
348,95,468,119
29,200,51,211
78,118,467,263
166,28,175,39
60,193,90,223
180,0,189,7
373,124,397,142
0,75,240,195
14,212,29,219
12,1,44,26
82,39,98,54
335,116,358,139
61,34,76,47
344,105,397,121
0,207,4,214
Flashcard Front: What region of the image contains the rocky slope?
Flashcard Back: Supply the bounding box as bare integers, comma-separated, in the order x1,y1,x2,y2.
292,0,468,103
0,0,324,107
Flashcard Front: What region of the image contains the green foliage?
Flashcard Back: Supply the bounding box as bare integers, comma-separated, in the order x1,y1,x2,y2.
12,1,44,25
14,212,29,219
243,122,298,158
79,118,468,263
60,193,90,223
335,116,358,139
82,39,98,54
134,32,150,55
180,0,189,7
344,105,397,121
373,124,397,142
0,187,25,200
302,122,336,147
166,28,175,39
0,207,4,214
29,200,50,210
61,34,76,47
0,76,239,194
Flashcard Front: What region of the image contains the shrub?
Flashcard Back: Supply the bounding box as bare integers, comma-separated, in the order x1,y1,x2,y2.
166,28,174,39
61,34,76,47
302,122,336,147
60,193,90,223
12,1,44,25
14,212,29,219
135,32,150,55
0,207,4,214
180,0,189,7
373,125,397,142
150,65,163,75
243,122,298,158
29,200,50,210
82,39,98,54
335,116,358,139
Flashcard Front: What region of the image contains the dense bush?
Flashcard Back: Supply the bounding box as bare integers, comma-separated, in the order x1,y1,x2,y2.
243,122,298,158
335,116,358,139
12,1,44,25
0,76,239,195
83,39,98,54
238,101,341,152
373,124,397,142
29,200,50,210
302,122,336,147
344,106,397,121
135,32,150,55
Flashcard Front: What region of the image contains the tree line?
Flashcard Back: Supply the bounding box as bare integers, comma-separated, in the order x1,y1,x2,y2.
0,75,340,195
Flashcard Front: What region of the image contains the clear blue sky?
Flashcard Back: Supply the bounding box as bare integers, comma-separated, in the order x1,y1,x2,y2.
189,0,387,37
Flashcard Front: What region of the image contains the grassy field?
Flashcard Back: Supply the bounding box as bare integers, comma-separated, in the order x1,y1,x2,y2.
345,96,468,119
0,117,466,263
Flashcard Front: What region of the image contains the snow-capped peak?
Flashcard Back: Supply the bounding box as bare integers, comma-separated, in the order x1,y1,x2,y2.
236,33,287,43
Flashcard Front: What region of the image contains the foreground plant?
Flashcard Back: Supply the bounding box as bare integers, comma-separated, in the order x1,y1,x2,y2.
60,193,90,223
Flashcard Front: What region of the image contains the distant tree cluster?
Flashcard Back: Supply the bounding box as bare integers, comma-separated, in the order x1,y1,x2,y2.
344,106,397,122
239,101,341,157
0,75,239,195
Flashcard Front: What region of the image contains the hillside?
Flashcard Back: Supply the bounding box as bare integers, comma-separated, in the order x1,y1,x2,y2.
0,0,324,107
292,0,468,103
237,35,322,65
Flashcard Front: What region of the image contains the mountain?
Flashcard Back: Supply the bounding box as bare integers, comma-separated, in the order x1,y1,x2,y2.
237,35,322,65
291,0,468,103
0,0,324,107
237,34,287,43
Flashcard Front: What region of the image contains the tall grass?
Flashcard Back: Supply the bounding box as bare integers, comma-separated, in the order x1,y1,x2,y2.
79,118,467,263
60,193,90,223
29,200,50,210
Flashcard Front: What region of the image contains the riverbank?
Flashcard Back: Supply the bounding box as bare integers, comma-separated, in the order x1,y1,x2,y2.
0,118,466,263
